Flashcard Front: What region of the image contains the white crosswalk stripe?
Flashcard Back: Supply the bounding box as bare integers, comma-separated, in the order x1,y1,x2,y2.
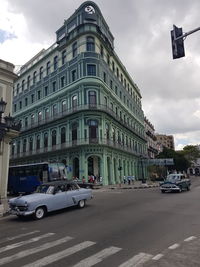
0,230,40,244
0,233,54,254
73,246,122,267
0,231,164,266
21,241,96,267
118,252,153,267
0,235,73,266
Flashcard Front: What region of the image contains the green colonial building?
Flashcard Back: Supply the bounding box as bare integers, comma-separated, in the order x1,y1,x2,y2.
10,1,147,185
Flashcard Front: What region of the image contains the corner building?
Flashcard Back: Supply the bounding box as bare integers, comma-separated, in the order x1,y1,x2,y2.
10,1,147,185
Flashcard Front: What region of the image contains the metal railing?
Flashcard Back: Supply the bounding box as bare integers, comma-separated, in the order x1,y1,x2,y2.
20,104,146,140
10,138,147,159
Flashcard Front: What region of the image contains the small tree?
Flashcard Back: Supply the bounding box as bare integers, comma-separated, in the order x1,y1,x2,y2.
156,147,190,172
182,145,200,164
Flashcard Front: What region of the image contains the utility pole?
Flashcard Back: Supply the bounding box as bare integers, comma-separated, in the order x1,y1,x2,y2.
171,25,200,59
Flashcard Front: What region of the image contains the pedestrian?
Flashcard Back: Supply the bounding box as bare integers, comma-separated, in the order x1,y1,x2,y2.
82,176,86,183
128,176,131,185
123,176,126,184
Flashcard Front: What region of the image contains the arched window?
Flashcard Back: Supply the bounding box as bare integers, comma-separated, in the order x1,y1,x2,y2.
29,137,33,152
36,135,40,150
72,95,78,108
38,111,42,123
25,117,28,127
112,128,116,143
39,66,43,80
61,127,66,144
17,141,20,154
33,71,37,84
86,36,95,51
52,130,57,146
52,104,57,117
105,123,109,140
44,132,48,148
31,114,35,125
54,56,58,70
88,91,96,105
45,108,49,120
72,42,77,57
62,50,66,65
62,100,67,113
23,139,27,152
22,80,25,91
104,96,107,107
117,131,121,144
72,122,78,142
16,83,20,94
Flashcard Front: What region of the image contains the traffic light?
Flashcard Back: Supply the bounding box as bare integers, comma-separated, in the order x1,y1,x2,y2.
171,25,185,59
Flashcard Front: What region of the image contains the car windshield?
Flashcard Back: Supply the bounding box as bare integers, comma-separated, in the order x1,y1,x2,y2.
166,175,181,182
36,185,55,194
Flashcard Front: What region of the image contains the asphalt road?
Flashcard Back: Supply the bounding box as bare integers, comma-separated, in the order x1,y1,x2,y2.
1,176,200,266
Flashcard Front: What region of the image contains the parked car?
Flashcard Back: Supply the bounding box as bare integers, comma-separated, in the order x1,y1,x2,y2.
8,181,93,219
160,174,191,193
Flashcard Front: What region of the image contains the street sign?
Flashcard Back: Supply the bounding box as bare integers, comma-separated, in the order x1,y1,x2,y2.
145,158,174,166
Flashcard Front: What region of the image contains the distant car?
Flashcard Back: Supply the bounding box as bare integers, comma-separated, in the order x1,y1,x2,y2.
160,174,191,193
8,181,93,219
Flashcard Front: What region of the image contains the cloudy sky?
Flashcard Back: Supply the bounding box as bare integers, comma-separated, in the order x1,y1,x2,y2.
1,0,200,150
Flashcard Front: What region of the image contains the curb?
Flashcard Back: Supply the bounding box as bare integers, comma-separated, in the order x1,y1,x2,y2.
94,184,159,190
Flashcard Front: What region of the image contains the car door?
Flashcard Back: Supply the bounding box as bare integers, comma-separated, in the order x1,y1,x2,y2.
50,186,67,211
66,184,78,207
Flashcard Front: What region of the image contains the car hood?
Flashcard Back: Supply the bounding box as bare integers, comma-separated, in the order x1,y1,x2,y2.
9,193,52,205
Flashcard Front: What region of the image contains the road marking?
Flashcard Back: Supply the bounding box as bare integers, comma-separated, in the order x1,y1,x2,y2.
118,252,153,267
73,246,122,267
184,236,197,242
0,236,73,266
152,254,164,260
168,243,180,250
0,230,40,244
0,233,54,253
21,241,96,267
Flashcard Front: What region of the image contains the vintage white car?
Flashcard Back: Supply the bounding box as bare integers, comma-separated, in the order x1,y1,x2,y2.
9,181,93,219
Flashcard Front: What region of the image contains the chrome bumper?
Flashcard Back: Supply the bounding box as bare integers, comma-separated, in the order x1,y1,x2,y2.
9,208,35,216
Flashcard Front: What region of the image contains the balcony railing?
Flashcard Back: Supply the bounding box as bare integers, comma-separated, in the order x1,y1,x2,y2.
20,104,146,141
10,138,147,160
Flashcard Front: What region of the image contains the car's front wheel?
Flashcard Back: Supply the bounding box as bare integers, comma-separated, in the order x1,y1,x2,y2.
34,206,46,220
178,186,182,193
78,199,85,208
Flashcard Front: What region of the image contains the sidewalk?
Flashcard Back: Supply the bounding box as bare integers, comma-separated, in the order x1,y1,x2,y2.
93,180,160,190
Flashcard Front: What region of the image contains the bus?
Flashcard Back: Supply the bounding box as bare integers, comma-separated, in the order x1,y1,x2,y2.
8,162,67,195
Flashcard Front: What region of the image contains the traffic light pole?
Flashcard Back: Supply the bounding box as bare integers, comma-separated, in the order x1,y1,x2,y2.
174,26,200,41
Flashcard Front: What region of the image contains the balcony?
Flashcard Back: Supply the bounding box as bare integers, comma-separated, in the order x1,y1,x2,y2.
20,104,146,141
10,138,147,160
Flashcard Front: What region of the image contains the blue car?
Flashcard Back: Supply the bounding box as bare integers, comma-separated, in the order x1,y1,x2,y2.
9,181,93,219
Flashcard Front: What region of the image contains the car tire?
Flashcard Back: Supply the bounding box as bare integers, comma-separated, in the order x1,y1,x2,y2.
78,199,85,208
178,186,182,193
34,206,46,220
161,190,165,193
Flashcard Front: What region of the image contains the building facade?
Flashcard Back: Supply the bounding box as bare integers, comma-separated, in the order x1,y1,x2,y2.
144,117,158,159
10,1,147,185
0,59,18,213
156,134,175,152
